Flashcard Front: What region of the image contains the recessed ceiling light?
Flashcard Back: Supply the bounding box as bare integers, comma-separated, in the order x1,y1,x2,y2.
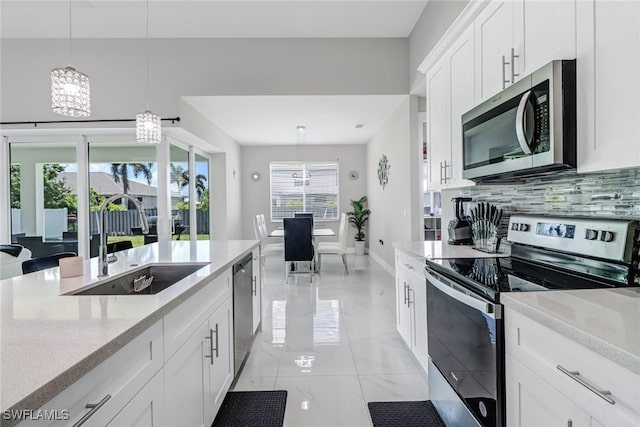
355,124,364,129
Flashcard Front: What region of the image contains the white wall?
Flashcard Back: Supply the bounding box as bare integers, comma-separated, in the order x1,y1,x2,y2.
241,145,367,245
1,38,409,122
179,100,243,239
366,96,422,269
408,0,469,94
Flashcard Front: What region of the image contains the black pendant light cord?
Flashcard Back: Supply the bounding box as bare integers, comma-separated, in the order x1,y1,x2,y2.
0,117,180,127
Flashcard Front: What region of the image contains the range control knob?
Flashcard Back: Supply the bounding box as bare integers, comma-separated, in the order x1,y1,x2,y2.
600,231,615,242
511,223,519,231
519,223,530,232
585,229,599,240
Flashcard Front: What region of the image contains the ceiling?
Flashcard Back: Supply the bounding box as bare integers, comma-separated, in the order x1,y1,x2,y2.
2,1,428,146
183,95,407,145
1,1,428,39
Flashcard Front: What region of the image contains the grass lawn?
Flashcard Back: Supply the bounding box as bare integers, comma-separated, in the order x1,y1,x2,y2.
108,235,210,247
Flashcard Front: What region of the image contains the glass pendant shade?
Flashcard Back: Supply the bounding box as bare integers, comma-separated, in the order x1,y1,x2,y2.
136,110,161,144
51,66,91,117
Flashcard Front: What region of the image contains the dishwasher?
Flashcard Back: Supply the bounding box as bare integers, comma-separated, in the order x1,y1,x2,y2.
232,253,254,375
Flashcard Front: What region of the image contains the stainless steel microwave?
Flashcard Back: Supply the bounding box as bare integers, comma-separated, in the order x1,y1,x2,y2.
461,60,576,182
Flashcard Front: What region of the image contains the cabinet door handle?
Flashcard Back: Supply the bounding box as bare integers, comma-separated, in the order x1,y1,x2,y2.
502,55,510,89
567,420,572,427
403,263,414,270
556,365,615,405
212,323,219,359
403,282,408,305
407,287,413,307
443,161,451,183
252,276,257,296
510,48,520,83
73,394,112,427
205,328,214,365
439,162,444,184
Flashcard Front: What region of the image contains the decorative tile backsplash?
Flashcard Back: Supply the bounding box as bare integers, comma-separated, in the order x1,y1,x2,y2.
460,168,640,241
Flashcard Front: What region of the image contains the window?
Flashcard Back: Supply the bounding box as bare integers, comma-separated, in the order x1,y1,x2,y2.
270,162,339,221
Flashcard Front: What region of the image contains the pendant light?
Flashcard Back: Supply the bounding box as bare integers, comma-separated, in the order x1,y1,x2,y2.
136,0,161,144
51,0,91,117
292,125,311,181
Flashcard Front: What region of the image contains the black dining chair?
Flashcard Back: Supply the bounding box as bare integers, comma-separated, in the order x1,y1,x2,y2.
16,236,47,258
294,212,314,228
284,217,314,283
22,252,77,274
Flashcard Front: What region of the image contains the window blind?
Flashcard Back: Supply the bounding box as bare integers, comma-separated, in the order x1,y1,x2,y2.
270,162,339,221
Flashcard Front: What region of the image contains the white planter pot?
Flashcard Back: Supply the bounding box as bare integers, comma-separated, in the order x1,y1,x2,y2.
354,241,366,256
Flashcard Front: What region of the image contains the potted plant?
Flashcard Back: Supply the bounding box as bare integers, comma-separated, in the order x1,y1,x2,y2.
347,196,370,256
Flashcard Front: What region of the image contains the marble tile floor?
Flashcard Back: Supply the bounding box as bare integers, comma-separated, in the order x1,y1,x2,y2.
232,254,428,426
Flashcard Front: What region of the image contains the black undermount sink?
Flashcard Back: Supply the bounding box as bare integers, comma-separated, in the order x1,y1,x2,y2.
71,263,210,295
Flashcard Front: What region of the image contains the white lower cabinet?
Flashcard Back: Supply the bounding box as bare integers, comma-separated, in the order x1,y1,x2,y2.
17,321,163,427
206,298,234,421
394,249,428,373
106,371,164,427
506,354,591,427
164,321,209,427
505,306,640,427
165,296,234,427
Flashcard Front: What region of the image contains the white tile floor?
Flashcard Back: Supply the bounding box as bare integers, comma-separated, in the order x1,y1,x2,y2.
232,254,428,426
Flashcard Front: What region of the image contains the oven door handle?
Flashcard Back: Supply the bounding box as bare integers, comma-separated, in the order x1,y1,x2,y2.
425,267,501,319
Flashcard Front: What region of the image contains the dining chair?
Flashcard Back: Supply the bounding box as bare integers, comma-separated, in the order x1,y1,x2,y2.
107,240,133,253
317,212,349,274
62,231,78,241
22,252,77,274
255,214,283,266
283,217,314,283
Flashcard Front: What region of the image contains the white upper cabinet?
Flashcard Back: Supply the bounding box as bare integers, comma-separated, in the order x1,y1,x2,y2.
474,0,577,102
474,1,516,101
425,26,476,191
576,0,640,173
448,26,476,189
425,62,450,192
516,0,576,76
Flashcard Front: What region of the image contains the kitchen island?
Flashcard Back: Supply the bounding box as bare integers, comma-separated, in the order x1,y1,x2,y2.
0,240,259,427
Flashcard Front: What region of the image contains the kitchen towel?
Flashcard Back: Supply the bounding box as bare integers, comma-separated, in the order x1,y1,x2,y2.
367,400,446,427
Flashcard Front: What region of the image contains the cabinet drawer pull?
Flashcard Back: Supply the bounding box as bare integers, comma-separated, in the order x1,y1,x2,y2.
73,394,111,427
556,365,615,405
403,263,414,270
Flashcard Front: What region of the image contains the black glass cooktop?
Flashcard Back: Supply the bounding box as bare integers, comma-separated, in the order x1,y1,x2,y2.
426,248,634,303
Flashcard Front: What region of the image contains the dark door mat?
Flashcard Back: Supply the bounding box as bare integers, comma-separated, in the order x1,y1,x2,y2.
212,390,287,427
368,400,446,427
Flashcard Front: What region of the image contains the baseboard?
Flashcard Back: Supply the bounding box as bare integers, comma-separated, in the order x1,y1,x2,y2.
368,250,394,276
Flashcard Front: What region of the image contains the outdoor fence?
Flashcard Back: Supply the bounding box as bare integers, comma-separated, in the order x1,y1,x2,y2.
89,209,209,236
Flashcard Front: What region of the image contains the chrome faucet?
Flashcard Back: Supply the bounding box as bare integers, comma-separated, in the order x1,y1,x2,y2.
98,194,149,277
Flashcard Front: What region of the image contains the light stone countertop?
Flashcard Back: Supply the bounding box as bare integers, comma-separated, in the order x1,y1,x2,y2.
393,240,510,260
0,240,259,416
502,288,640,375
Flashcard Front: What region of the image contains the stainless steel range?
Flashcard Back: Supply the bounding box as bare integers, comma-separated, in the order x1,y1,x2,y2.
425,215,640,427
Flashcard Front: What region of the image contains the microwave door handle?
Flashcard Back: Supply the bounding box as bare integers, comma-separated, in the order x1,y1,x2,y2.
425,268,500,319
515,90,534,155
